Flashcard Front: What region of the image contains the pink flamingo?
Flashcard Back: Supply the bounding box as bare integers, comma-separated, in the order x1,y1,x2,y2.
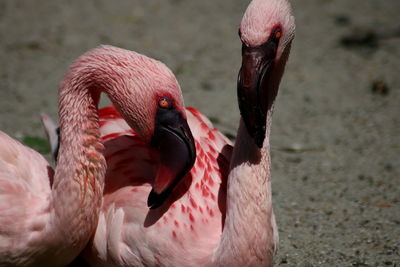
65,0,294,266
0,46,195,266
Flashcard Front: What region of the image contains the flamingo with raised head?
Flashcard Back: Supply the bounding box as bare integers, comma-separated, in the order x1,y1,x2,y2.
0,46,195,266
61,0,294,266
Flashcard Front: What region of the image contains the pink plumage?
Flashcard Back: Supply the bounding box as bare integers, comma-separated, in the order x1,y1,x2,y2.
79,0,295,265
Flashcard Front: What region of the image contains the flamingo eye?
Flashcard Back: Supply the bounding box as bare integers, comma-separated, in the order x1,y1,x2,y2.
158,97,171,109
271,26,282,41
269,26,282,46
275,30,281,39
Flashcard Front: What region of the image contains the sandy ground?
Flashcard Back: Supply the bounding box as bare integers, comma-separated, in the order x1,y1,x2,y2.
1,0,399,266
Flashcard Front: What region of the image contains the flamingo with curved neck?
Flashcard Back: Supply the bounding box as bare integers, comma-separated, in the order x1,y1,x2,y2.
0,46,195,266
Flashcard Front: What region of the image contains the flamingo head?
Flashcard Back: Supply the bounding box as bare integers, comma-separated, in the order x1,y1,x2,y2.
92,46,196,209
237,0,295,147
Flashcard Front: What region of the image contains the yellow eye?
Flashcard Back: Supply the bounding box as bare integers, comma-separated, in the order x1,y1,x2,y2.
158,98,170,108
275,31,281,39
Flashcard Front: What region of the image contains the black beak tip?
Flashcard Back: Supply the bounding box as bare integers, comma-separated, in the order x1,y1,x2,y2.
147,189,164,209
255,134,265,148
252,126,266,148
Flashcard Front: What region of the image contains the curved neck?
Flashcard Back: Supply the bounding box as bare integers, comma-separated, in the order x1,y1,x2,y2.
213,112,277,266
46,76,106,264
43,53,138,264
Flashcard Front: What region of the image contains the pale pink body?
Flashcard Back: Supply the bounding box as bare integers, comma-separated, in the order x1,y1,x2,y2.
0,45,186,266
83,106,231,266
80,0,295,266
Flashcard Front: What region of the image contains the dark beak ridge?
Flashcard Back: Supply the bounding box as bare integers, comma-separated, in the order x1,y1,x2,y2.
148,108,196,209
237,41,277,148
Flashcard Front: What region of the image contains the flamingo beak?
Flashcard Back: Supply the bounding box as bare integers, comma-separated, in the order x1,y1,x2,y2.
237,40,278,148
148,107,196,209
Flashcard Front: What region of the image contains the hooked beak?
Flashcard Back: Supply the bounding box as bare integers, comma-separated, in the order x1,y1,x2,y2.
237,39,278,148
148,107,196,209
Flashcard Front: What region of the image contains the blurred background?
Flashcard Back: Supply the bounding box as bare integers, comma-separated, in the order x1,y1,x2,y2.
0,0,399,265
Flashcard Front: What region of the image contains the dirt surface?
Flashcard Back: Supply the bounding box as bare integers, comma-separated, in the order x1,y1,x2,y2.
1,0,399,266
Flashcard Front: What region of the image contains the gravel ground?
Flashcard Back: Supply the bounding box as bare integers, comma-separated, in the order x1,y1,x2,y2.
1,0,399,266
